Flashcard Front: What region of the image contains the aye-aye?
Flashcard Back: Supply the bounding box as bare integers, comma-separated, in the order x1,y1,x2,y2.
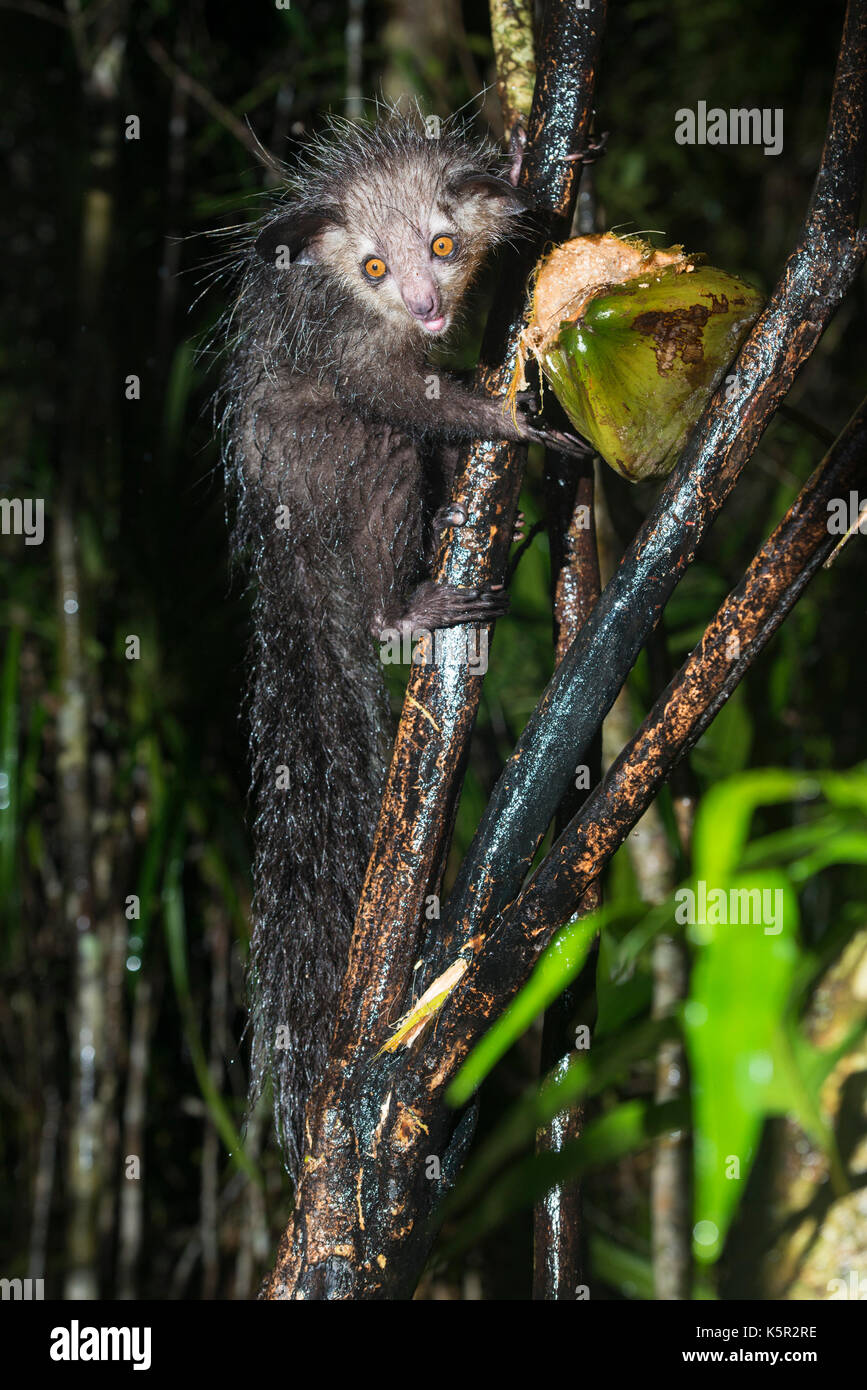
219,111,581,1176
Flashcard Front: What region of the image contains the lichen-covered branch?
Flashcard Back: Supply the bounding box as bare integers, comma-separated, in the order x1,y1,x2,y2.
489,0,536,142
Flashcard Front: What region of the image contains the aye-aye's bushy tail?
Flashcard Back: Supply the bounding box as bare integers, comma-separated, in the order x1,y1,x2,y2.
238,487,390,1177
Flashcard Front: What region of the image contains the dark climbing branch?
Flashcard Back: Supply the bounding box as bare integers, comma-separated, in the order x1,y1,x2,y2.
532,450,603,1300
263,0,607,1300
430,395,867,1073
263,0,865,1302
436,0,867,963
326,0,607,1089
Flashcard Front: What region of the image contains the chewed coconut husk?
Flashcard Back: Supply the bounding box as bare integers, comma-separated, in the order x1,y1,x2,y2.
508,232,696,415
507,231,763,481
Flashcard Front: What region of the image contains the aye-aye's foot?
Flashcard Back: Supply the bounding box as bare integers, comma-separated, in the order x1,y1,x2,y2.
399,579,509,631
566,131,609,165
475,390,588,459
431,502,523,554
431,502,469,538
507,125,527,187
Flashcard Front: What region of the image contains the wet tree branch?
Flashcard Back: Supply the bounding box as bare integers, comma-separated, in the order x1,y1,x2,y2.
436,0,867,965
324,0,607,1123
263,0,607,1299
432,394,867,1073
262,0,865,1301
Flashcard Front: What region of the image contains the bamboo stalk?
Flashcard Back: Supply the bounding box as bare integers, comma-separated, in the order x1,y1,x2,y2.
117,977,152,1299
59,14,126,1299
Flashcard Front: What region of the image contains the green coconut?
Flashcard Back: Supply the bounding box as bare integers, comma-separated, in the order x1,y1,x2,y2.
512,234,764,481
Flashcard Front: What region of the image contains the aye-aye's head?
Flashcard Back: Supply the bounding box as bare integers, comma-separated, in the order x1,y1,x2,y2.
255,112,528,340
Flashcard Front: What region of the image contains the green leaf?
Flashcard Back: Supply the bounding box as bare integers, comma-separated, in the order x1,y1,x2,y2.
162,830,261,1185
449,1016,680,1213
588,1235,655,1300
683,868,803,1264
161,340,196,461
447,904,627,1105
691,768,823,886
444,1098,688,1256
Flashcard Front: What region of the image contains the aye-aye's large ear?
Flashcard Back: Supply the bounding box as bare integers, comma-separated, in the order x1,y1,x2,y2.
255,207,344,266
445,171,531,216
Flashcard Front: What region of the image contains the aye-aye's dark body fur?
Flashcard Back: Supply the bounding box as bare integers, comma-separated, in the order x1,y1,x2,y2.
219,112,565,1176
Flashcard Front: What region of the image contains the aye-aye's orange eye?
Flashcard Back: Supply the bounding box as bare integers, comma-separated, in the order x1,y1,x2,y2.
431,235,455,258
363,257,387,279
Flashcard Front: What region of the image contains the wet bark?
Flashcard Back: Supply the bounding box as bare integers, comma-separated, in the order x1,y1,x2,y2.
262,0,866,1300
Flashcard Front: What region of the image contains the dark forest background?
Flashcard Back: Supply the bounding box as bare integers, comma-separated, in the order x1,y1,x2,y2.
1,0,864,1300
